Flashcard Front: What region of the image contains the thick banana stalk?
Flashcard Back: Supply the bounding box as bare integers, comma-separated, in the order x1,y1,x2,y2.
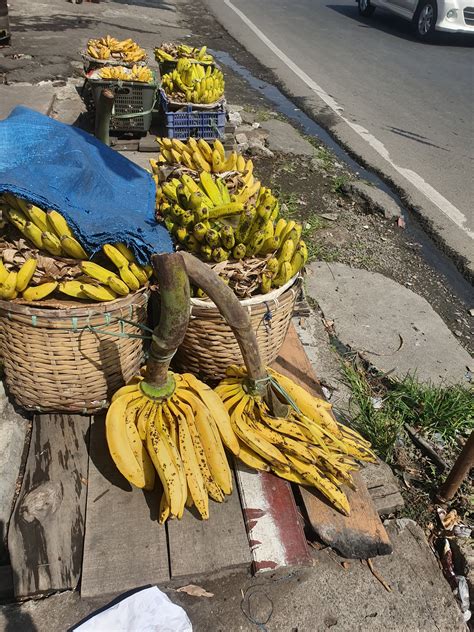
142,253,190,396
179,252,267,384
179,252,291,418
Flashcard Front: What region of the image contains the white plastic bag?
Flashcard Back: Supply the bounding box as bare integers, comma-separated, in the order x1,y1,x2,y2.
74,586,193,632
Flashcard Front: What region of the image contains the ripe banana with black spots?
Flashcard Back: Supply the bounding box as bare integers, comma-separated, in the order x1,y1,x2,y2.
215,366,376,516
105,368,239,522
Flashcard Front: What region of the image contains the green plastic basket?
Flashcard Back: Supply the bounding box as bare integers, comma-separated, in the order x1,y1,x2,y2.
89,78,157,134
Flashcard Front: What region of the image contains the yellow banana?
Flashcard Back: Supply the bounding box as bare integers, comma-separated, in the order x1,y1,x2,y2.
60,236,88,260
107,276,130,296
0,259,9,283
103,243,129,269
80,283,117,302
16,259,37,292
41,231,63,256
22,281,58,301
23,221,45,249
181,373,240,455
146,406,183,517
0,271,18,299
81,261,117,284
26,205,48,232
106,392,150,488
124,399,155,490
46,210,74,238
119,264,141,291
130,262,148,286
58,280,88,299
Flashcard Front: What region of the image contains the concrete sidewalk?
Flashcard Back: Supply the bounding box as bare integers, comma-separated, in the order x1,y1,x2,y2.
0,0,185,85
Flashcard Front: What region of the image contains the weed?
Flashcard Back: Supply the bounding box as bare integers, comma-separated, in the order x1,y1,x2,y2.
278,191,302,218
317,147,334,170
317,244,341,263
387,376,473,444
332,175,349,195
341,362,404,462
341,362,473,462
279,161,297,174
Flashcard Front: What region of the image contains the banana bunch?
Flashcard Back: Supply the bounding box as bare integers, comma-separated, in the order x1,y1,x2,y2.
1,193,151,303
155,42,214,65
0,256,57,301
106,370,240,521
99,65,153,83
154,137,243,173
2,193,89,260
59,243,151,302
215,366,376,515
87,36,146,62
152,151,308,291
161,59,224,104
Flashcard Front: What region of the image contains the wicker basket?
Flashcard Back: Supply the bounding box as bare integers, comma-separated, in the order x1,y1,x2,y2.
173,276,301,380
0,288,149,413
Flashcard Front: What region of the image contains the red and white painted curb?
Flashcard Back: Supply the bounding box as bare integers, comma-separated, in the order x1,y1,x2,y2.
235,463,312,573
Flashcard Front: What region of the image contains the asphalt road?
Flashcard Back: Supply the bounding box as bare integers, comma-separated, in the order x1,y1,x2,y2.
204,0,474,277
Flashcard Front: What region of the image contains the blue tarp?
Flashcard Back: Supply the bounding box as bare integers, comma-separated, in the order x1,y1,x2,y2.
0,106,172,264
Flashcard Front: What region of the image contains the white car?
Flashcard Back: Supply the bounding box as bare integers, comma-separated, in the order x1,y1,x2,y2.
357,0,474,38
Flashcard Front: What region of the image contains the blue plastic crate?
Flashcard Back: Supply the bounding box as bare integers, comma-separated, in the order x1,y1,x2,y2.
160,89,226,140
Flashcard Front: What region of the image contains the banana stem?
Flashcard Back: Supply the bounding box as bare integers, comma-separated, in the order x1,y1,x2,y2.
179,251,266,384
144,253,190,392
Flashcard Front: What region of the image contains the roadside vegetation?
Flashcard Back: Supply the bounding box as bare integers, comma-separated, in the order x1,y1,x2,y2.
341,359,473,524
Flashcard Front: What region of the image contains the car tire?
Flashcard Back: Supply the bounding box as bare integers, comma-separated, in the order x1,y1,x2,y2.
358,0,376,16
414,0,438,40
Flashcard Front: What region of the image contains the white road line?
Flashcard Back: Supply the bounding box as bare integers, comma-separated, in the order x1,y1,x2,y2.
223,0,474,239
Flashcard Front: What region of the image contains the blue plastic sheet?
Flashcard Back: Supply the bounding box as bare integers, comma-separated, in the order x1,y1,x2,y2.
0,106,172,263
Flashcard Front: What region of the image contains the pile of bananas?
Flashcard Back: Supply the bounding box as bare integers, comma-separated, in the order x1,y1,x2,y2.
87,36,146,63
107,371,239,521
161,59,224,104
0,257,40,301
0,193,151,302
99,65,154,83
154,43,214,65
152,140,307,292
155,136,240,173
216,366,376,515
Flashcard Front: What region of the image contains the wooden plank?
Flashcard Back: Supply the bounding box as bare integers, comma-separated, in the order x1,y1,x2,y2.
273,324,392,559
167,470,251,579
235,463,312,573
8,414,90,598
360,460,405,516
81,415,170,598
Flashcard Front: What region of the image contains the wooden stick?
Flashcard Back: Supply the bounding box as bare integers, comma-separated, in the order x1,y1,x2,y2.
436,431,474,503
405,424,448,471
144,253,190,391
95,88,114,146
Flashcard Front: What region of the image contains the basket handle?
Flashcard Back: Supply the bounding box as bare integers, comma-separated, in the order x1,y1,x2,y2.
178,251,266,383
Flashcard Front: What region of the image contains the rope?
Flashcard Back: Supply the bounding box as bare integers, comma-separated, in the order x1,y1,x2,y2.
245,374,302,415
28,316,154,340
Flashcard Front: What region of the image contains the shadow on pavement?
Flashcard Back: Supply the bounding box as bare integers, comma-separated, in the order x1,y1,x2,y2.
327,4,474,47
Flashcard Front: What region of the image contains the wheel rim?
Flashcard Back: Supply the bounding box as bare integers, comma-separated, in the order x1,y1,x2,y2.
418,5,433,35
360,0,368,10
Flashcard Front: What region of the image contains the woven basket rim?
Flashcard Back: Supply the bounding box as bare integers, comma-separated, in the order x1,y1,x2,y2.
0,286,149,318
190,274,301,309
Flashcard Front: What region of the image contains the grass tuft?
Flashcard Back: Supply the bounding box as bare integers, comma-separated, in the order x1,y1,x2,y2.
341,361,473,463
